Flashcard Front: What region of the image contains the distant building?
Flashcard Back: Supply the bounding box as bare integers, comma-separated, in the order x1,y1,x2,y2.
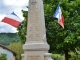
0,44,16,60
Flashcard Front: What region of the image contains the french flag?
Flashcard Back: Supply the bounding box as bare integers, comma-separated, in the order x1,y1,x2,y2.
1,12,22,28
54,5,64,28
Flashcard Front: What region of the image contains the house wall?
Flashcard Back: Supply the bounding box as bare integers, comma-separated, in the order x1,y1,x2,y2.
0,47,15,60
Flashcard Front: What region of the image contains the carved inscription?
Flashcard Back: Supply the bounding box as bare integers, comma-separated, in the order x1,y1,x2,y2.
28,2,41,41
27,55,41,60
31,0,37,5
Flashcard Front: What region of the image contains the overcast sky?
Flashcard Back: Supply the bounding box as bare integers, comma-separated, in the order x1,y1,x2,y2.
0,0,29,33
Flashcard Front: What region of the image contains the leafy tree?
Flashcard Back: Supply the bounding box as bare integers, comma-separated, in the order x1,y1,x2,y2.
17,0,80,60
17,10,28,44
44,0,80,60
7,42,24,60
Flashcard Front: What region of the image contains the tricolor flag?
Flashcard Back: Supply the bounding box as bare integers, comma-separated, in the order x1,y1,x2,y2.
54,5,64,28
1,12,22,28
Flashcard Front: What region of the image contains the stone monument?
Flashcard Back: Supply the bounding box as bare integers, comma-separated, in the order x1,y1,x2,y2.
22,0,53,60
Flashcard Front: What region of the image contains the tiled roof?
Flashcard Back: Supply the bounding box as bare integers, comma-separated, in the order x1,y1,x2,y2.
0,44,17,56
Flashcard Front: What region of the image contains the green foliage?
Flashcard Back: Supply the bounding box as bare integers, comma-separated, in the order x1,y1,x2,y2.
17,0,80,54
43,0,80,53
0,54,7,60
17,10,28,44
52,54,65,60
52,52,80,60
7,42,24,60
0,33,20,46
69,52,80,60
69,55,80,60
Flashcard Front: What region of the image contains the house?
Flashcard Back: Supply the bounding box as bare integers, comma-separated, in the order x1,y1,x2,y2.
0,44,16,60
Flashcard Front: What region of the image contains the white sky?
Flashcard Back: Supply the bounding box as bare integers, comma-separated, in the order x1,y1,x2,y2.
0,0,29,33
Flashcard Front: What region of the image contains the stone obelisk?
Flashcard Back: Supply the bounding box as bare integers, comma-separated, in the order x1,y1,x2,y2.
22,0,53,60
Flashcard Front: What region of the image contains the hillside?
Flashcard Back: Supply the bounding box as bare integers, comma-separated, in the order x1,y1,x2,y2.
0,33,20,46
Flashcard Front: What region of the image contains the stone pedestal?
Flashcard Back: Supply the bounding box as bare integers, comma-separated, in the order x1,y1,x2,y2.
44,53,53,60
22,0,53,60
23,43,49,60
21,54,24,60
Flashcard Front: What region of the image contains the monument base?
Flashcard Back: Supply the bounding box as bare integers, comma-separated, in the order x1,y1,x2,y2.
23,43,49,51
22,43,53,60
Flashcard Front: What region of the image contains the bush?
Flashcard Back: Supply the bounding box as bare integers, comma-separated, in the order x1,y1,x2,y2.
7,42,24,60
0,54,7,60
69,52,80,60
51,54,65,60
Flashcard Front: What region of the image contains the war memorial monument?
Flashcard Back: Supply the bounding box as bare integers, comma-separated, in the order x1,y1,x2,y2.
21,0,53,60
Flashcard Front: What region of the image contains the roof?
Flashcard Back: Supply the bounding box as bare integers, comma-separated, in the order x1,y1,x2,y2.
0,44,17,56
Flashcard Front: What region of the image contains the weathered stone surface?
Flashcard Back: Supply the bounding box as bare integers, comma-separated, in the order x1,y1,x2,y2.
26,0,46,42
22,0,52,60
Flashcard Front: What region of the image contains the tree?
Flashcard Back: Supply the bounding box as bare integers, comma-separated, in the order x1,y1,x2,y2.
17,10,28,44
44,0,80,60
7,42,24,60
17,0,80,60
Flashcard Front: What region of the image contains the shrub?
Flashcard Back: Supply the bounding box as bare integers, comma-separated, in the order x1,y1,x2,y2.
0,54,7,60
52,54,65,60
7,42,24,60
